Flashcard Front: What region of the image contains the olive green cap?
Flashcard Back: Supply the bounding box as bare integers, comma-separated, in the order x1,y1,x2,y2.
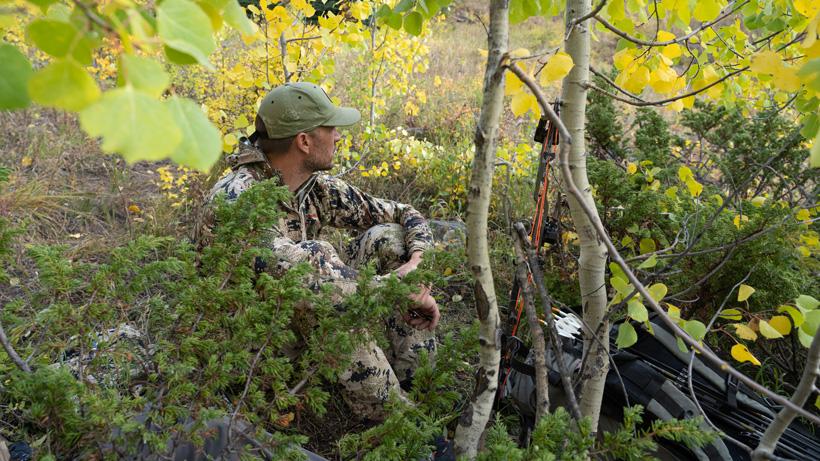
257,82,360,139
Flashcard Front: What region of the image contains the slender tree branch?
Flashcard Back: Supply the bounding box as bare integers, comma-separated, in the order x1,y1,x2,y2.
570,0,608,27
0,320,31,373
514,223,583,422
507,62,820,427
593,1,748,47
589,67,645,102
584,67,749,107
512,236,550,421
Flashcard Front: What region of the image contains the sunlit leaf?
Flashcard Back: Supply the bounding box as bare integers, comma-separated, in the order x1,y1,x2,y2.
737,284,755,302
616,322,638,348
733,323,758,341
79,86,182,162
611,276,631,295
166,97,221,171
637,254,657,269
759,320,783,339
540,52,574,83
718,308,742,321
28,59,100,111
639,238,656,254
158,0,216,69
778,305,805,327
647,283,667,302
731,343,761,366
0,44,33,109
119,54,169,98
684,319,707,342
628,299,648,322
796,294,819,311
768,316,792,336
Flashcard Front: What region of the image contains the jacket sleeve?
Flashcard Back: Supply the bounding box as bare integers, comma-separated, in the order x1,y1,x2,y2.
314,175,433,254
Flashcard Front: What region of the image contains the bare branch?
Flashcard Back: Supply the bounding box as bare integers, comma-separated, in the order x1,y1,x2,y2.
570,0,608,27
589,67,646,102
507,62,820,427
0,320,31,373
511,234,550,421
593,0,748,47
514,223,583,422
585,66,749,107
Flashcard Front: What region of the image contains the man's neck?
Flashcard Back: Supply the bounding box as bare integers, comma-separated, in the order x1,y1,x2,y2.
264,153,312,192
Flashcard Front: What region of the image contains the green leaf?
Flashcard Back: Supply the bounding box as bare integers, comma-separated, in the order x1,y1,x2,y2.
627,299,648,322
796,294,819,312
637,254,657,269
815,395,820,410
26,19,76,57
166,97,221,171
800,310,820,336
403,11,423,36
393,0,414,13
718,308,743,321
777,305,804,327
639,238,656,254
798,328,814,348
26,0,59,12
609,262,627,282
164,46,199,65
223,0,255,36
611,276,631,295
616,322,638,348
647,283,667,303
0,44,33,109
28,59,100,111
758,320,783,339
683,319,707,342
810,124,820,168
384,12,403,30
79,86,182,162
157,0,216,69
119,54,169,98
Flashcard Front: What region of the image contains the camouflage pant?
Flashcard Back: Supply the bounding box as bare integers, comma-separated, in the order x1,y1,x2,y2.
300,223,438,421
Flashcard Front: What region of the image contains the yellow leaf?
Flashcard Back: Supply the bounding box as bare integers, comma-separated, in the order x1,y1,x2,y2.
510,92,536,117
759,320,784,339
796,208,811,222
477,48,488,58
223,133,238,149
613,48,636,71
685,177,703,197
794,0,820,19
694,1,722,23
768,316,792,335
731,343,761,366
751,196,766,207
738,284,755,302
772,65,802,92
510,47,531,58
712,194,724,206
647,283,668,302
733,214,749,229
750,51,782,76
733,323,758,341
127,204,141,214
678,165,693,181
540,52,574,83
627,162,637,174
623,65,650,93
21,156,32,167
505,71,524,96
667,99,684,112
434,75,442,87
663,43,682,59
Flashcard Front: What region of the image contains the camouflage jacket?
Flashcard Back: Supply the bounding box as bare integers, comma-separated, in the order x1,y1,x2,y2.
197,144,433,276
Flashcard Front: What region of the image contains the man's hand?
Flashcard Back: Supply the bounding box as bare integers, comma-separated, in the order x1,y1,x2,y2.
394,251,423,278
403,285,440,331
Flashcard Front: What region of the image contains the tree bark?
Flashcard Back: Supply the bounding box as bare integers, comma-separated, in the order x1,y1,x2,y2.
453,0,509,458
752,327,820,461
559,0,609,431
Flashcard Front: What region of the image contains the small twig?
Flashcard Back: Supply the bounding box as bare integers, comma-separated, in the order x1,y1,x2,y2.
589,67,645,102
0,319,30,373
584,66,749,107
570,0,608,27
593,0,748,47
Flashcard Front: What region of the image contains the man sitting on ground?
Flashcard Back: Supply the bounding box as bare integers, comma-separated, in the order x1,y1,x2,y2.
198,82,440,422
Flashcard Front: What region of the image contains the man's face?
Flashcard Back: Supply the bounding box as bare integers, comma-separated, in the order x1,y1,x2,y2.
304,126,341,172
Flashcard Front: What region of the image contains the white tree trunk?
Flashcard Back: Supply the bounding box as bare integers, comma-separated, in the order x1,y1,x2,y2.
453,0,509,457
559,0,609,430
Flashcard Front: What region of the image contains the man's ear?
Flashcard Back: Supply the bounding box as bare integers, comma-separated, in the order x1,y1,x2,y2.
293,132,311,153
